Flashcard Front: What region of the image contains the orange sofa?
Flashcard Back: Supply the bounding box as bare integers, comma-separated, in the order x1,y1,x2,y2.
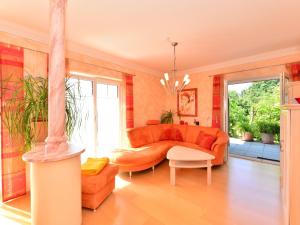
110,124,229,173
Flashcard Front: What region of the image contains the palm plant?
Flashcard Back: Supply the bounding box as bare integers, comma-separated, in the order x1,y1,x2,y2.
160,110,174,124
2,74,82,152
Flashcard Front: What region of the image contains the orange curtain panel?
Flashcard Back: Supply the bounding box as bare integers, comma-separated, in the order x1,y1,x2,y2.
288,62,300,81
123,74,134,128
0,43,26,202
211,75,224,129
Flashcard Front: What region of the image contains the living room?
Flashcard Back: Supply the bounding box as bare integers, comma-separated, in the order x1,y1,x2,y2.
0,1,300,225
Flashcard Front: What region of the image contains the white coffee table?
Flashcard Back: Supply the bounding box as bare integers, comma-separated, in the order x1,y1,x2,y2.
166,146,215,185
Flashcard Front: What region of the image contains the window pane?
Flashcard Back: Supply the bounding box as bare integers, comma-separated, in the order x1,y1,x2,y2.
108,85,118,98
97,84,108,98
69,78,95,162
97,83,120,155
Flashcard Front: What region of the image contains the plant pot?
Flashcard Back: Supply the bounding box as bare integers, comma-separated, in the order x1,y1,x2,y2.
179,120,185,125
242,132,253,141
261,133,274,144
31,121,48,143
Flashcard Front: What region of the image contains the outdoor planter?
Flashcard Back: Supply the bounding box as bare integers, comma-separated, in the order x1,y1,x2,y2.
261,133,274,144
242,132,253,141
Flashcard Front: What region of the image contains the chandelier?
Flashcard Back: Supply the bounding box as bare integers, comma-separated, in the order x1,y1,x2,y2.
160,42,190,94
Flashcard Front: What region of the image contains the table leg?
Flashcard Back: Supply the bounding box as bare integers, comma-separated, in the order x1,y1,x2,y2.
170,166,176,186
207,160,212,185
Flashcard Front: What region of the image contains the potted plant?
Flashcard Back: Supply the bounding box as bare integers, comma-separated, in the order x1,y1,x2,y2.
238,121,254,141
160,110,174,124
3,75,82,152
257,121,280,144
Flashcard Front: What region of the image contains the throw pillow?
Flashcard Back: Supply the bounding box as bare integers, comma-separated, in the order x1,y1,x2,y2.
159,128,183,141
196,132,217,150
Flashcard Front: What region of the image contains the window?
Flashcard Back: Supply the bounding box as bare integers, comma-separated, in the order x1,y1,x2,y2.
69,76,122,161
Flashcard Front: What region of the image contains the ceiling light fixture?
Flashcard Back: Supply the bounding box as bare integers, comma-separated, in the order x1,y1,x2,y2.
160,42,190,94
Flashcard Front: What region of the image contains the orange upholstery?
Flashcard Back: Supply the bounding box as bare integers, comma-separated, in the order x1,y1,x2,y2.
196,132,217,150
127,126,154,147
146,120,160,125
82,164,119,210
110,124,229,172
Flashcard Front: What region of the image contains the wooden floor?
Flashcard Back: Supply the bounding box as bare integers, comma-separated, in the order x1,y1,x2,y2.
0,157,283,225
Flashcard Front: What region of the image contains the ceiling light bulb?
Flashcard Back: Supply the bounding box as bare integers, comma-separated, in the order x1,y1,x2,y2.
160,79,166,86
164,73,169,81
185,78,191,85
175,80,179,87
183,74,189,82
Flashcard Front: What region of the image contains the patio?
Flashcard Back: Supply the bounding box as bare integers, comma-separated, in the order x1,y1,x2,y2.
229,138,280,162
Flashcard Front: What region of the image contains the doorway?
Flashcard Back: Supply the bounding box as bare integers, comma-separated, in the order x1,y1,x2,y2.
226,78,281,163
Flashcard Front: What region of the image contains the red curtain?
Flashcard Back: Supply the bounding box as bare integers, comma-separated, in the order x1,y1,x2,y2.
212,75,223,129
0,43,26,202
288,63,300,81
123,74,134,128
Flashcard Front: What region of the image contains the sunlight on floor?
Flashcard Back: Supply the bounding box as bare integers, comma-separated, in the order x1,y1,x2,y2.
115,176,131,189
0,203,31,225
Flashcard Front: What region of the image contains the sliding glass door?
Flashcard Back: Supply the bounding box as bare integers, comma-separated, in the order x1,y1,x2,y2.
69,77,121,160
96,83,120,154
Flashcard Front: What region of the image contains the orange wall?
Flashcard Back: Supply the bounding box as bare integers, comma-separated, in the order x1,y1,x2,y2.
134,72,166,127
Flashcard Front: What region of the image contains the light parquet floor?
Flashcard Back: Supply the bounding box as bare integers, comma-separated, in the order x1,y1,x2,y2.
0,157,282,225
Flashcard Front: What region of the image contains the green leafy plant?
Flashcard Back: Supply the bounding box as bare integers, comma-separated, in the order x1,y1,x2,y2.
237,121,253,134
257,121,280,135
2,75,82,152
228,80,280,142
160,110,174,124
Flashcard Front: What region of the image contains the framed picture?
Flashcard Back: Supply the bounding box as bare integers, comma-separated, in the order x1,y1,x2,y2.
177,88,198,117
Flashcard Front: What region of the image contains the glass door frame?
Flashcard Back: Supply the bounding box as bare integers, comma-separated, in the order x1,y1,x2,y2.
223,75,282,162
70,74,124,156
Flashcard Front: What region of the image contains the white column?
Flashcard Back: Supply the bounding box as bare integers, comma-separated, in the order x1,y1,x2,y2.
46,0,68,152
23,1,84,225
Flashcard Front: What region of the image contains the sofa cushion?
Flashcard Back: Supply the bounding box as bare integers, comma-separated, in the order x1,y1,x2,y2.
198,126,219,137
185,126,201,143
196,132,217,150
148,124,172,143
172,124,188,140
110,142,172,165
146,120,160,125
159,128,183,141
127,126,154,147
82,164,119,194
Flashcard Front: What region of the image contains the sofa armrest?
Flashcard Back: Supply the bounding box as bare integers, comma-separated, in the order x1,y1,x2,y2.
211,132,229,165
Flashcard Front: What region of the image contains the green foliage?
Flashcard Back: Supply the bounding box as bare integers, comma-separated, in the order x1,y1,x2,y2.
229,79,280,141
3,75,82,152
257,121,280,135
160,110,174,124
237,121,253,133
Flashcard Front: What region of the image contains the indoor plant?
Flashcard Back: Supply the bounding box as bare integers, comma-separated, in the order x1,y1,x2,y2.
160,110,174,124
257,121,280,144
238,121,254,141
3,75,81,152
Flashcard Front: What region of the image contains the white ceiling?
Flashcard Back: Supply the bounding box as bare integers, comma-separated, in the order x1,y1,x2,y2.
1,0,300,72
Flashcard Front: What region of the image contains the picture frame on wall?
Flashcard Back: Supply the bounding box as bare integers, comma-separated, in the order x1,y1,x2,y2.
177,88,198,117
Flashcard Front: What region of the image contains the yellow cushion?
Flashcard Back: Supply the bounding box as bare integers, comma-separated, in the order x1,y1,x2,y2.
81,157,109,176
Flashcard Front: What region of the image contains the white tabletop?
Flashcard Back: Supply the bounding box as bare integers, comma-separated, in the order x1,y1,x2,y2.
167,146,215,161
